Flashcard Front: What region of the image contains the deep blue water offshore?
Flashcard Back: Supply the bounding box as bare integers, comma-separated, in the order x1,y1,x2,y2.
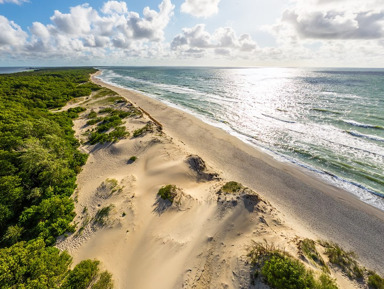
98,67,384,210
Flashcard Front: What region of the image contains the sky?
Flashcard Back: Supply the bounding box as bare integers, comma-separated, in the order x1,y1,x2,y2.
0,0,384,67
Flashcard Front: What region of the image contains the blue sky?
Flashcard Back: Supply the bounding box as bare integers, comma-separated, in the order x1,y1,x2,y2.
0,0,384,67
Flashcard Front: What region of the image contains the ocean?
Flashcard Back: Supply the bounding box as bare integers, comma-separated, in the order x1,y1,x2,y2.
97,67,384,211
0,67,32,74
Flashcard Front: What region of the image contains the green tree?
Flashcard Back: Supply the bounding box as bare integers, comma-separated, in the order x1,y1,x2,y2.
62,260,100,289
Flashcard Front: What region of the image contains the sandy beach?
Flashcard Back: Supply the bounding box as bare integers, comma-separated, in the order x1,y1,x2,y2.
57,70,384,288
91,72,384,269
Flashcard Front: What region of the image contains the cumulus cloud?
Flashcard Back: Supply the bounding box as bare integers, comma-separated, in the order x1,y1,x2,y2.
278,0,384,40
283,10,384,39
181,0,221,18
259,0,384,66
171,24,258,58
51,4,97,35
0,0,28,4
0,16,27,47
0,0,175,62
101,1,128,15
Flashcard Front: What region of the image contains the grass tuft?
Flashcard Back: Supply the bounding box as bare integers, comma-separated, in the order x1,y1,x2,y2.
221,181,243,194
299,239,328,271
133,123,153,138
158,185,177,203
94,205,114,226
320,241,364,279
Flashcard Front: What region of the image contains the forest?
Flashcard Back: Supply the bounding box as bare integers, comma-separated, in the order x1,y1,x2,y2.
0,68,112,288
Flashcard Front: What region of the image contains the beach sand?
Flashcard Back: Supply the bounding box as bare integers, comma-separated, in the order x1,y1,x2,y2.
57,71,384,288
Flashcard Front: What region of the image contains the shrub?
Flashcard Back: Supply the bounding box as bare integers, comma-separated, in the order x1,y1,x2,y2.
86,117,103,126
368,273,384,289
221,181,243,193
262,254,315,289
61,260,99,289
158,185,177,203
92,271,114,289
128,156,137,163
97,116,122,133
108,126,129,141
87,110,97,119
99,108,114,114
66,107,86,119
249,241,339,289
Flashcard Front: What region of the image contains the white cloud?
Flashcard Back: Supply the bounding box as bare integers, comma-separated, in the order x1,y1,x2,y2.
0,0,28,4
282,0,384,39
259,0,384,66
101,1,128,15
171,24,258,58
0,0,176,65
181,0,221,18
283,10,384,39
0,15,27,47
51,4,97,35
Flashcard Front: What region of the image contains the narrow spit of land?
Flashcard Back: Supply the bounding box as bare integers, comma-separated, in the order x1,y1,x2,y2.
91,72,384,275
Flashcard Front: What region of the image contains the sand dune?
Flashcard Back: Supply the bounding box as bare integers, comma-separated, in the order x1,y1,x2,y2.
56,71,383,288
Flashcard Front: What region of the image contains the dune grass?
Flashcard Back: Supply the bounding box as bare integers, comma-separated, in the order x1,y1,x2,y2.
94,205,114,226
320,241,364,279
299,238,328,271
221,181,243,194
133,123,153,138
158,185,177,203
248,241,338,289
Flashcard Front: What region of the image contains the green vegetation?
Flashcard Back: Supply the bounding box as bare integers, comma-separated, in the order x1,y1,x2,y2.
85,108,142,145
86,117,103,126
368,272,384,289
0,68,113,288
94,205,114,226
221,181,243,193
92,87,118,99
299,238,328,271
87,110,98,119
62,260,99,289
92,271,114,289
0,235,113,289
101,178,122,195
0,238,71,288
158,185,177,203
0,68,93,245
320,241,364,279
128,156,137,163
262,254,316,288
133,123,153,137
249,241,338,289
93,96,126,105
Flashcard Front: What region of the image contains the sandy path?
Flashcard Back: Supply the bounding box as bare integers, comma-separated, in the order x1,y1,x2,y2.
92,73,384,275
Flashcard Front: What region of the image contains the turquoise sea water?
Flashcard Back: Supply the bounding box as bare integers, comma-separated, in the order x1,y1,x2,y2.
97,67,384,210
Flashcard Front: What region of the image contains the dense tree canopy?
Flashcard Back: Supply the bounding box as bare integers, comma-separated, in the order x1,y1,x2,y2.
0,68,113,288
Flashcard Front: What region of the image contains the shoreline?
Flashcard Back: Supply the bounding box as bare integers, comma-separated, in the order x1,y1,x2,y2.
94,71,384,209
91,71,384,274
